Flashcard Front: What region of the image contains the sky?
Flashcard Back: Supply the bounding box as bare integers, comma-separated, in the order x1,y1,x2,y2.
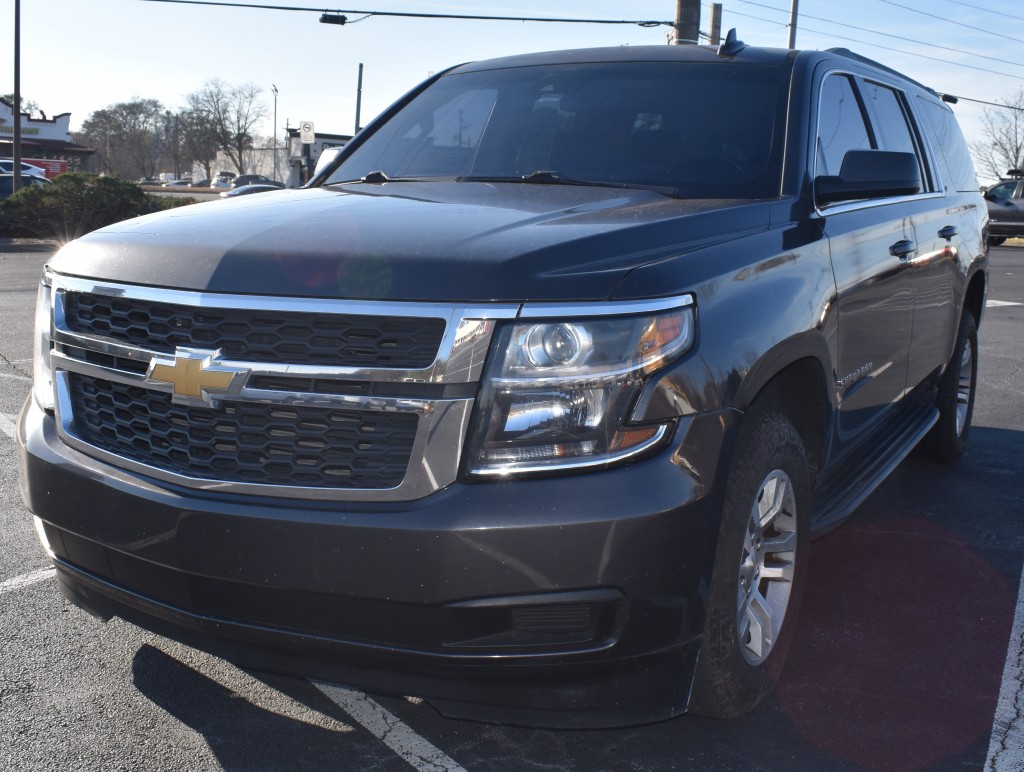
5,0,1024,182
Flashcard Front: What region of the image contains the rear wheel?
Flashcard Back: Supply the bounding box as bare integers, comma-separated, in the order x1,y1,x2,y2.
928,311,978,464
988,236,1007,246
690,410,810,718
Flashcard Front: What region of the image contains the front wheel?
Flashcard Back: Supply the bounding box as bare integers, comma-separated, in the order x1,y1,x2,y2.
690,410,810,718
928,311,978,464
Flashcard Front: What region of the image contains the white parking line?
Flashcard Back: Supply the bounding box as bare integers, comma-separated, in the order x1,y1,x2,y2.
0,372,32,382
987,300,1023,308
987,563,1024,770
0,567,55,596
0,412,17,440
314,682,467,772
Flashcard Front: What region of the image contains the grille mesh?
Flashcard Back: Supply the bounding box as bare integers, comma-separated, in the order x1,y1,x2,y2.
63,292,446,368
68,375,418,489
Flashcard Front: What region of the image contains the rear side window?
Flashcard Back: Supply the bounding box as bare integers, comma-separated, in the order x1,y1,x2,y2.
817,75,871,176
916,98,979,192
862,82,917,156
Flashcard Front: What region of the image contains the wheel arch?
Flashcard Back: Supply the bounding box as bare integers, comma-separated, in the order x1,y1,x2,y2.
736,354,831,476
963,267,986,328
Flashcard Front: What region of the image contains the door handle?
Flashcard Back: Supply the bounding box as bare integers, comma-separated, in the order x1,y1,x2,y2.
889,239,916,260
938,225,958,240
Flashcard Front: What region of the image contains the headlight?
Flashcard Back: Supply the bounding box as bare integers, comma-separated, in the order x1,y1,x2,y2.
32,270,54,412
466,298,695,476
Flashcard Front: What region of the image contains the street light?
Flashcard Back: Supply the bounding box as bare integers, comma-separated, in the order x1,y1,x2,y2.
271,84,279,182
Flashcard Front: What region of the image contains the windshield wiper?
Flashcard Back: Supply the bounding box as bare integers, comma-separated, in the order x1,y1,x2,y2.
459,170,680,196
459,170,616,186
327,171,454,185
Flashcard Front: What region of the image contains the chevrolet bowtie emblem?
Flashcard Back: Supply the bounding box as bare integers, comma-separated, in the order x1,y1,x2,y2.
145,348,248,407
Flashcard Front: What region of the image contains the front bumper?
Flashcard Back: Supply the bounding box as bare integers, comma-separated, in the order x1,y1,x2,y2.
18,396,736,728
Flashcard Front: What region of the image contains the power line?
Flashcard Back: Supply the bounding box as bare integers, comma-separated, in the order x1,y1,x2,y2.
876,0,1024,45
934,0,1024,24
724,6,1024,83
803,23,1024,82
133,0,670,27
735,0,1024,71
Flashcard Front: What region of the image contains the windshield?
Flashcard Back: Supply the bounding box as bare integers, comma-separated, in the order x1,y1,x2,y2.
326,60,789,199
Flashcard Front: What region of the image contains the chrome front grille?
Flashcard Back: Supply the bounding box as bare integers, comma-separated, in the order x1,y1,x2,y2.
63,291,447,368
48,274,519,501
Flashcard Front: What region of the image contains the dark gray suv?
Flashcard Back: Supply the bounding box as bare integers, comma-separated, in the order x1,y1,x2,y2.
984,171,1024,244
18,35,988,727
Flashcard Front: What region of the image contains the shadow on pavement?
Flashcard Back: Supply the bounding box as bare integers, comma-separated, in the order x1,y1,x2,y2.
131,644,404,771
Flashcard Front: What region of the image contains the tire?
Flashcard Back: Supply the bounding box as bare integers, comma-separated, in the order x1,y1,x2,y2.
928,311,978,464
988,236,1006,246
690,410,811,719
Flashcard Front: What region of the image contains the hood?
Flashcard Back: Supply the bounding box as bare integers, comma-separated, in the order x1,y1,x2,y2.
50,183,772,302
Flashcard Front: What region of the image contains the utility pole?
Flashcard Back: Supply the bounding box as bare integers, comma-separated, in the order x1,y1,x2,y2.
13,0,22,193
673,0,701,45
355,63,363,134
272,84,279,181
788,0,800,49
709,3,723,46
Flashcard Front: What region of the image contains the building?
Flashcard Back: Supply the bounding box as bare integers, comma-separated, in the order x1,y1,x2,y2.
0,98,95,175
285,127,353,186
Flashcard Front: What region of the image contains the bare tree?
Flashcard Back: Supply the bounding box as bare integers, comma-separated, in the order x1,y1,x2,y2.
159,111,188,179
75,99,165,180
180,108,219,181
2,94,41,116
969,88,1024,183
186,81,267,175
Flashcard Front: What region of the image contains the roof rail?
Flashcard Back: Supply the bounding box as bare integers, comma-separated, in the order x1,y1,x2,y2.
825,47,939,98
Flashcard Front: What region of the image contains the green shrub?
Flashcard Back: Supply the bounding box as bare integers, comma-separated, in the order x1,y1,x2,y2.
0,173,194,242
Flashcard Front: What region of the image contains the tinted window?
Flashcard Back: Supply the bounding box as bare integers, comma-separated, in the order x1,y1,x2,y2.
987,181,1017,200
863,82,917,155
328,62,790,199
817,74,872,176
916,98,979,193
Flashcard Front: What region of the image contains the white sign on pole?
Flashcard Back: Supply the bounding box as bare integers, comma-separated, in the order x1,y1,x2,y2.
300,121,315,144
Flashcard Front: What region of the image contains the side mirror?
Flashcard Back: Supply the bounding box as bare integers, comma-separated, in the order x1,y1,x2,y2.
816,150,921,205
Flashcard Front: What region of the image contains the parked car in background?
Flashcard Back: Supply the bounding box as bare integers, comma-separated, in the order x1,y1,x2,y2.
0,160,47,177
0,172,51,199
983,170,1024,245
231,174,284,188
136,177,161,187
190,179,211,188
219,184,284,198
209,178,232,190
162,180,192,188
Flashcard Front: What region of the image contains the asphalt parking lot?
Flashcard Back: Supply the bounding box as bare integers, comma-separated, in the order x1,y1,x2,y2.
1,241,1021,771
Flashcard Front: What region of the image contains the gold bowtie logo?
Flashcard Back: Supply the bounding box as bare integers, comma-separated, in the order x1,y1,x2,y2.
146,348,248,406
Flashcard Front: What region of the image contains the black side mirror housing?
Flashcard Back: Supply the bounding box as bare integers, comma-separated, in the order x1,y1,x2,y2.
816,150,922,205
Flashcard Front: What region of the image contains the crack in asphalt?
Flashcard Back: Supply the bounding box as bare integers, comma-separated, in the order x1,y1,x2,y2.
0,350,30,378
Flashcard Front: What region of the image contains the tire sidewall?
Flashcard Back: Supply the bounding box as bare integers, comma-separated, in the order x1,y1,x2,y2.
932,312,978,464
691,410,811,717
